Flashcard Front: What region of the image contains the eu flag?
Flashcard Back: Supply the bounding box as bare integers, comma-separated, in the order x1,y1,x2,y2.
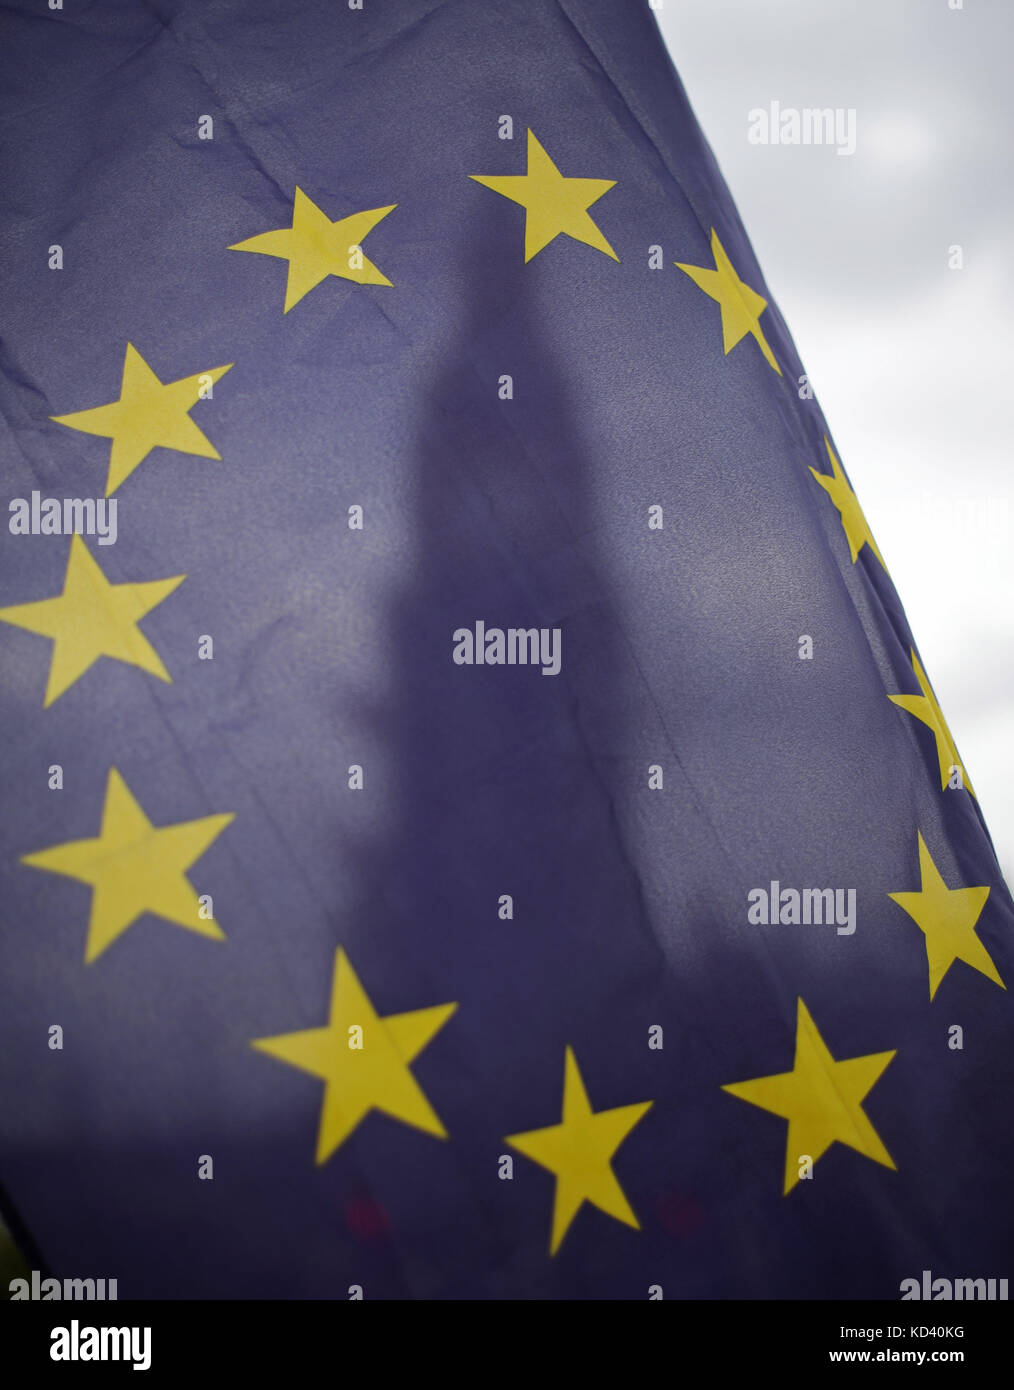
1,0,1011,1301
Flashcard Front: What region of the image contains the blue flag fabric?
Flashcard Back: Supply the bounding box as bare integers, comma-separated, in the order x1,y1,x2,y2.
1,0,1011,1300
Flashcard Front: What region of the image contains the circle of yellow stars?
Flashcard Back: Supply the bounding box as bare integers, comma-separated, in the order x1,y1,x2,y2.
3,118,1006,1266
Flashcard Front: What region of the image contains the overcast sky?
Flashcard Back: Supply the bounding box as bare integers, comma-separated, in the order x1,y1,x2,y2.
656,0,1013,883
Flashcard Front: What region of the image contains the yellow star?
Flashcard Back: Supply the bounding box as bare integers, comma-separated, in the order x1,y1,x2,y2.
229,188,396,313
722,999,896,1195
810,437,886,568
505,1047,652,1255
889,832,999,1000
252,948,456,1164
21,767,234,963
0,535,184,707
888,649,974,797
470,128,618,263
676,229,781,373
51,343,232,495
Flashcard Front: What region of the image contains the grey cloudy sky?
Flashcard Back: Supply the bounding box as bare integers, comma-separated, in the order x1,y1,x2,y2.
657,0,1014,882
